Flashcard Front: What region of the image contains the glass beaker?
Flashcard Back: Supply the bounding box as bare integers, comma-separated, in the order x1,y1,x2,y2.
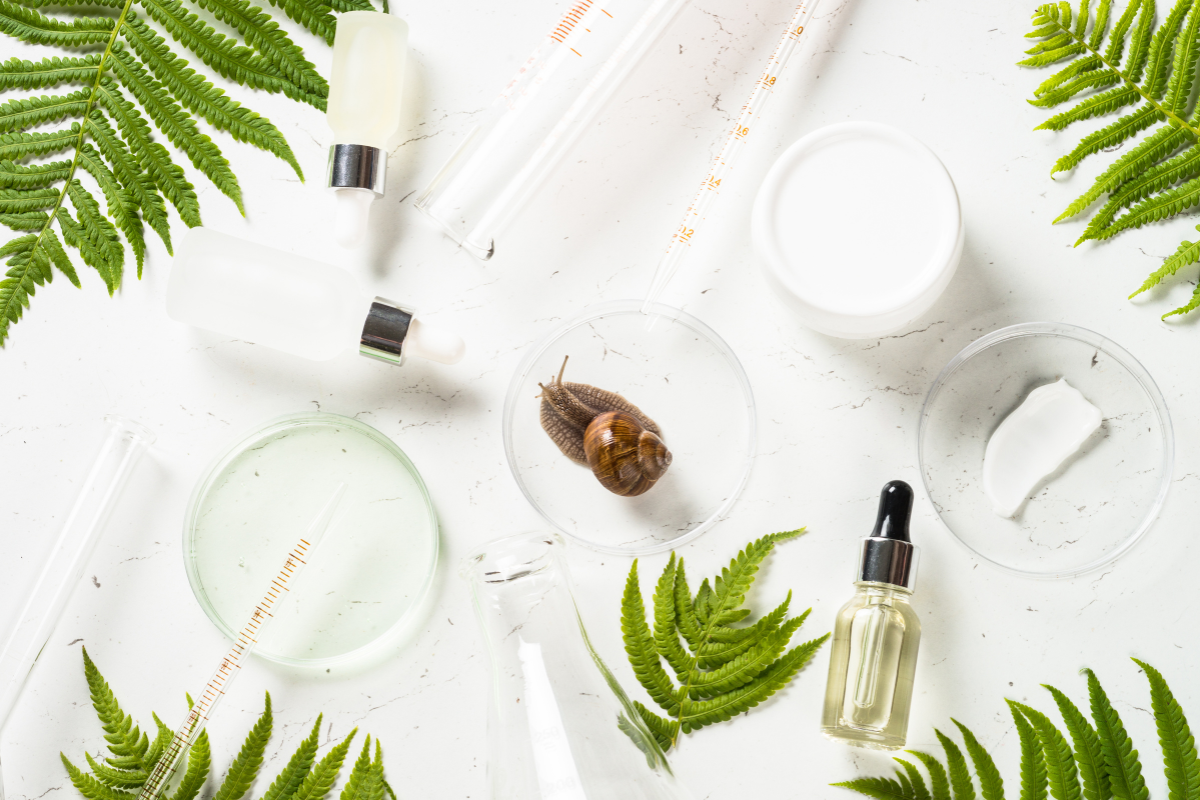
465,532,692,800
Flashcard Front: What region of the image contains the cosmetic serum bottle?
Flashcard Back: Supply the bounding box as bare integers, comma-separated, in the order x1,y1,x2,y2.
822,480,921,750
326,11,408,248
166,228,465,366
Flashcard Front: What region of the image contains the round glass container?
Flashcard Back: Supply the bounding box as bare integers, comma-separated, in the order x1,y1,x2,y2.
918,323,1173,578
183,413,438,665
503,301,756,555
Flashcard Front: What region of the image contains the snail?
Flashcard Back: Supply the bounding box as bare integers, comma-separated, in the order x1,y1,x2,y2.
538,356,672,497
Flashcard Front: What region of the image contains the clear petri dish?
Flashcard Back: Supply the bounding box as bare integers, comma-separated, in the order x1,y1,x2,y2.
918,323,1173,579
183,413,438,666
503,300,756,555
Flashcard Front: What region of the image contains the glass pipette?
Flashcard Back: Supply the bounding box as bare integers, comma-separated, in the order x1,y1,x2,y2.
0,416,154,800
641,0,823,313
137,483,346,800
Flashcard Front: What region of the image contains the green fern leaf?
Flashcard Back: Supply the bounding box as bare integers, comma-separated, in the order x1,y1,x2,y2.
910,751,955,800
1122,0,1156,81
84,752,147,788
85,111,170,253
189,0,326,95
621,561,681,715
1011,702,1082,800
263,0,335,45
94,79,200,226
0,90,90,132
622,532,826,749
0,0,113,46
62,754,139,800
834,777,920,800
144,713,173,774
1051,104,1164,175
1080,141,1200,239
0,55,102,91
953,721,1006,800
1131,227,1200,297
83,648,151,772
65,179,123,290
0,159,71,188
337,737,374,800
292,729,357,800
169,729,210,800
0,233,50,339
1142,0,1192,100
213,693,272,800
897,759,934,800
0,127,79,160
105,47,242,213
1085,670,1150,800
1011,704,1049,800
936,729,977,800
261,716,322,800
1133,659,1200,800
1095,173,1200,238
78,141,145,273
1035,84,1139,129
119,18,302,179
0,209,47,229
1055,124,1189,222
0,187,57,212
1162,0,1200,112
1034,53,1102,97
1044,685,1111,800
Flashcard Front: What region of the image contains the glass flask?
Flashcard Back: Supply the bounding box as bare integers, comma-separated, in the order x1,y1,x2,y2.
822,481,922,751
465,532,692,800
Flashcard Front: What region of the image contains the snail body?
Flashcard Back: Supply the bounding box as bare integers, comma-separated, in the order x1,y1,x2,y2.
538,357,671,497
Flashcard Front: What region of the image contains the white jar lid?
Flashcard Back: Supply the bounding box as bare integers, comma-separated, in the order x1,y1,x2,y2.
751,122,963,339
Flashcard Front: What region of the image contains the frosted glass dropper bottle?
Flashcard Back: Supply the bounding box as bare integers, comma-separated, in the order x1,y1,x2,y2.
326,11,408,248
822,480,922,750
167,228,465,366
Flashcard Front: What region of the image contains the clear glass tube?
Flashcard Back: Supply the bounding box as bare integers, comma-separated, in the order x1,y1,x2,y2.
415,0,689,261
464,532,692,800
0,416,154,799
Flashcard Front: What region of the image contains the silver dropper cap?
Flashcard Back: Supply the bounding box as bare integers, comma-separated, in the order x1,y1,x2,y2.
856,480,919,591
328,144,386,193
360,297,414,365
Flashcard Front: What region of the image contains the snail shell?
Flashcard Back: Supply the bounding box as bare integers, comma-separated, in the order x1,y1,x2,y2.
583,411,672,497
538,356,671,497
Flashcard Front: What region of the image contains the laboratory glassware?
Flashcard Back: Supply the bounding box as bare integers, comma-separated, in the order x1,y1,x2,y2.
416,0,691,260
822,481,921,751
185,413,439,665
140,485,345,800
167,228,465,365
0,416,154,800
465,532,692,800
327,11,408,248
919,323,1173,579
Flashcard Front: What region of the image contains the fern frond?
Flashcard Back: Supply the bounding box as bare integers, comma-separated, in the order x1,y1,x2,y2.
835,776,920,800
169,729,210,800
62,754,139,800
1133,659,1200,800
1131,227,1200,297
0,159,71,188
291,729,357,800
77,141,144,273
0,187,57,212
85,111,170,252
65,178,123,290
0,0,113,47
697,594,793,668
1052,104,1164,175
897,759,934,800
685,615,806,700
144,713,173,774
1081,141,1200,238
0,127,80,160
105,47,242,213
0,232,51,339
262,0,334,45
1011,704,1050,800
213,693,272,800
953,721,1006,800
935,729,977,800
261,716,322,800
84,752,147,788
1085,670,1150,800
1043,685,1111,800
83,648,150,772
621,561,681,715
119,18,302,178
910,751,954,800
0,89,90,131
1122,0,1155,81
1012,702,1082,800
634,702,678,752
189,0,326,95
0,55,102,91
1055,124,1189,222
652,554,691,682
1095,173,1200,238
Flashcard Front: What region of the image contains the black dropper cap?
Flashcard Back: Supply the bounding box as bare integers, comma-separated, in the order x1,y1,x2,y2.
858,480,919,590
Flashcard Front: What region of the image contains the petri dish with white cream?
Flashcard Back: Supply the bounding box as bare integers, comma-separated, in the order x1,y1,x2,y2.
183,413,438,666
752,122,963,338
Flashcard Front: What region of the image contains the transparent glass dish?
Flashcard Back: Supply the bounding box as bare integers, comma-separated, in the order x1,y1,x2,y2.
503,301,756,555
918,323,1173,579
183,413,439,666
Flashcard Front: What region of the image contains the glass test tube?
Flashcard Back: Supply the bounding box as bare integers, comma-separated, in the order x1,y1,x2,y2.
0,416,154,799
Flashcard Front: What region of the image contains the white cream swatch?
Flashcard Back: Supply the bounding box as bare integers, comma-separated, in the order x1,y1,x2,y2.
983,379,1103,518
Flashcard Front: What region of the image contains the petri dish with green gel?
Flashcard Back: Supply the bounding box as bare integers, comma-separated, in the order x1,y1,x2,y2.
184,413,438,666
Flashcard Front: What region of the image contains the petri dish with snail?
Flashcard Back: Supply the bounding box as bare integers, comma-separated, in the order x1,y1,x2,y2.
183,413,439,666
503,300,756,555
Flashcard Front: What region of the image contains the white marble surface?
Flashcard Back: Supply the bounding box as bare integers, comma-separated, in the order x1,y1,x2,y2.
3,0,1200,797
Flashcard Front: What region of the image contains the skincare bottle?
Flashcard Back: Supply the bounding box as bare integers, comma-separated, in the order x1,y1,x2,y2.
821,480,921,750
166,228,465,366
326,11,408,248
